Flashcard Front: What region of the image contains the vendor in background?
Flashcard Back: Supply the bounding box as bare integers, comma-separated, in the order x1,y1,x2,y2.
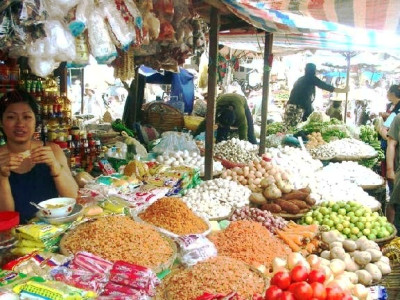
385,112,400,234
0,89,78,223
194,93,257,144
287,63,349,121
376,85,400,194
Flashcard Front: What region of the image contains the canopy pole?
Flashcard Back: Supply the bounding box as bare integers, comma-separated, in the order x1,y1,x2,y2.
259,32,273,156
204,6,220,180
343,53,351,124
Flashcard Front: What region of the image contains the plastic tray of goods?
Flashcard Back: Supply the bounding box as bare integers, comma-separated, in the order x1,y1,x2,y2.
331,151,378,162
359,179,386,191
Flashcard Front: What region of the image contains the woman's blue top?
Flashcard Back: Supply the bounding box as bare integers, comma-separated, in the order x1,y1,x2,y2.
9,163,58,223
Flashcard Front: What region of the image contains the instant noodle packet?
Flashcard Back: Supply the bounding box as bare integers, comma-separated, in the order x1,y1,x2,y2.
14,223,67,242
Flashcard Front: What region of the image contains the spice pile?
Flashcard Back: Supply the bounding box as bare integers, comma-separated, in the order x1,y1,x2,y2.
208,220,292,271
60,216,174,269
138,197,209,236
161,256,265,300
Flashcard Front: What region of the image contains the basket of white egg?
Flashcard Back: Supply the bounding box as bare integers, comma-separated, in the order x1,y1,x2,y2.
155,150,224,176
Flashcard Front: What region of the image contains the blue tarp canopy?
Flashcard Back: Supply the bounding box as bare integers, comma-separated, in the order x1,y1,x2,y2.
139,65,195,113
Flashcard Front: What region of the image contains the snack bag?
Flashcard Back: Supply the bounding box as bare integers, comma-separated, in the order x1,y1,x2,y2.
14,223,66,242
123,184,169,211
176,235,217,267
101,281,145,298
69,251,113,274
109,261,159,296
51,266,106,293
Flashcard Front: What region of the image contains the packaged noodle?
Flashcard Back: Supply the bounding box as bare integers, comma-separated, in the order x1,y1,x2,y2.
14,223,67,242
13,278,97,299
3,252,70,279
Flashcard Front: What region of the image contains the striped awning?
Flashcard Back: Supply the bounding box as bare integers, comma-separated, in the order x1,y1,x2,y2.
221,0,400,34
220,0,400,52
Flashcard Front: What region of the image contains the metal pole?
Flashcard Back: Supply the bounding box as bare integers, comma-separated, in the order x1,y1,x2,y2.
344,53,351,124
259,32,274,156
204,6,220,180
80,68,84,114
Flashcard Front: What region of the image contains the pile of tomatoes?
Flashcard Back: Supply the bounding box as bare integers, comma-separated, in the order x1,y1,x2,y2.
265,265,352,300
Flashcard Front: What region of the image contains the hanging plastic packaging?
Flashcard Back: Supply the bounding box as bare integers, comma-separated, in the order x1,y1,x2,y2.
87,2,117,64
42,0,81,19
67,0,91,37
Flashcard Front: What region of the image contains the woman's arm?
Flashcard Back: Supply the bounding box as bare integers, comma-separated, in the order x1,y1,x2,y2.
386,137,397,180
0,151,24,211
31,143,78,198
378,126,389,140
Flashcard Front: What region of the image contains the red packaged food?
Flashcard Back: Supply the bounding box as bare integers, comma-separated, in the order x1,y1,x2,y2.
69,252,113,274
0,212,19,231
52,266,107,293
109,261,159,296
101,282,143,298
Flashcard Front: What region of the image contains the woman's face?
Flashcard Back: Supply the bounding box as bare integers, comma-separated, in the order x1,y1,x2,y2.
387,91,398,103
1,102,36,144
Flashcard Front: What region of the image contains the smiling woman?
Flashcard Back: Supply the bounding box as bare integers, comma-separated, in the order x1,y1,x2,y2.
0,89,78,223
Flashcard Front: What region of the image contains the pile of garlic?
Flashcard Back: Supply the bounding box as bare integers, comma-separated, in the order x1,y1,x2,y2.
320,161,384,187
155,150,224,174
182,178,251,219
214,138,259,164
308,172,381,210
265,146,323,189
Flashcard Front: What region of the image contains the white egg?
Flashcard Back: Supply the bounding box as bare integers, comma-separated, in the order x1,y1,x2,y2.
158,156,164,163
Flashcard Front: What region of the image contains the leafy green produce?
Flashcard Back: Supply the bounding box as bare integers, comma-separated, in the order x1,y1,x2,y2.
358,125,384,169
266,122,285,135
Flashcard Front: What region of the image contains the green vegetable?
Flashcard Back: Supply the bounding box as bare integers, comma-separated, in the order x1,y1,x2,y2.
358,125,384,169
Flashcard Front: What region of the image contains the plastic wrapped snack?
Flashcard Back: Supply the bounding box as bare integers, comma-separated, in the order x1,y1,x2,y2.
176,235,217,267
100,0,136,50
87,3,117,64
109,261,160,296
67,0,90,36
42,0,80,19
69,251,113,274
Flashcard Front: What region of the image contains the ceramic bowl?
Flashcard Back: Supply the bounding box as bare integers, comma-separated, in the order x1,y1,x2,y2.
37,197,76,218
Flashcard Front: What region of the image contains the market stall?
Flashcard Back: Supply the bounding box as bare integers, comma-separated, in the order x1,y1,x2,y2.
1,0,400,299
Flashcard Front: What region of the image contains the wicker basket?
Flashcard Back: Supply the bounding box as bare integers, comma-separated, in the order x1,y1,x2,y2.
143,102,184,133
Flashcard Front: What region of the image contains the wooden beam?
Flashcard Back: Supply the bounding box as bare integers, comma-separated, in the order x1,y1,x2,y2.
204,6,220,180
259,32,273,156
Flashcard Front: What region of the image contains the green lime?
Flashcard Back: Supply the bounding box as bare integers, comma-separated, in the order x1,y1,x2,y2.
336,224,344,232
328,201,336,208
372,212,380,218
348,211,355,218
344,204,352,212
320,207,329,215
371,229,378,236
381,229,390,238
386,224,394,234
321,202,329,207
332,204,340,212
349,223,355,229
350,234,358,240
351,227,360,235
364,207,372,214
359,217,367,223
362,228,371,236
365,222,372,229
343,228,351,236
305,216,313,225
355,210,363,217
357,232,363,238
313,210,320,217
368,234,377,240
338,208,347,216
350,216,359,223
342,220,350,228
356,222,365,231
312,220,320,225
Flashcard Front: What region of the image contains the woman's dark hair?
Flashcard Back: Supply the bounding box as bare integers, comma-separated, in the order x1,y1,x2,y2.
388,84,400,99
305,63,317,77
0,89,39,121
216,106,236,127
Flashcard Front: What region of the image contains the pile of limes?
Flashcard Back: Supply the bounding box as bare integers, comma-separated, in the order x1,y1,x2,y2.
299,201,394,240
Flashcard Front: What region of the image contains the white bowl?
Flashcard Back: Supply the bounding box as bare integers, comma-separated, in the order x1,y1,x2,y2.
38,197,76,218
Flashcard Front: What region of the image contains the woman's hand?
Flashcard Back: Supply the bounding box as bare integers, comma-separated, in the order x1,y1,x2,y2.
30,146,61,176
0,152,23,177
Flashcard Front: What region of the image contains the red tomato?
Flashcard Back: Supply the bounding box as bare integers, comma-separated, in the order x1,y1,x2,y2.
341,293,353,300
326,286,344,300
293,282,313,300
308,269,326,284
280,291,296,300
271,271,291,290
287,282,300,294
290,265,309,282
265,285,283,300
310,282,327,300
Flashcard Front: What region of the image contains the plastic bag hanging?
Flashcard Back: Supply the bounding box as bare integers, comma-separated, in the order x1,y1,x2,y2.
67,0,91,37
100,0,136,50
86,1,117,64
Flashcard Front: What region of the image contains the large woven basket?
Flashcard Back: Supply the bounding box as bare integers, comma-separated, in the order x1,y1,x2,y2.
143,102,184,133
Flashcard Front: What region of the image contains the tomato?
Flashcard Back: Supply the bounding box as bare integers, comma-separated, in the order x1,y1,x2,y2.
341,295,352,300
307,269,326,284
271,271,291,290
293,282,313,300
280,291,296,300
326,286,344,300
265,285,283,300
290,265,309,282
310,282,326,300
